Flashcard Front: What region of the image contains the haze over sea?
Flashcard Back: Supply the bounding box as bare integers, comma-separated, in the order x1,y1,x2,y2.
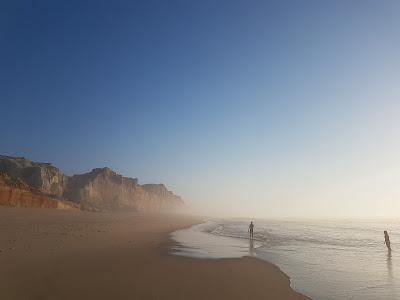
172,219,400,300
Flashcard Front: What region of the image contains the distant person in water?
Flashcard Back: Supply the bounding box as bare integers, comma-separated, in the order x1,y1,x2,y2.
384,231,391,251
248,221,254,239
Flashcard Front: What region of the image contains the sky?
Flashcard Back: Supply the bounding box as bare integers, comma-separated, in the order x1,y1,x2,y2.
1,0,400,218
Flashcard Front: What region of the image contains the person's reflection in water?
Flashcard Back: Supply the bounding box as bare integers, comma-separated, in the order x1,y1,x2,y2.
387,248,393,279
249,238,255,256
385,249,397,298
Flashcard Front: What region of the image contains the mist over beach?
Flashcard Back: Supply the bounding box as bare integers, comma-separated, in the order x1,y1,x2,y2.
1,0,400,299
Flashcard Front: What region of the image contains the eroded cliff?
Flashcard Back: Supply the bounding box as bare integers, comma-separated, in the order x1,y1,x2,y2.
0,172,79,210
0,156,67,198
0,155,183,212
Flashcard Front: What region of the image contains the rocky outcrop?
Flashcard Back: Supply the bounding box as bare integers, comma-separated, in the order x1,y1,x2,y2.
0,155,183,212
142,184,184,210
0,156,67,198
64,167,183,212
0,173,79,210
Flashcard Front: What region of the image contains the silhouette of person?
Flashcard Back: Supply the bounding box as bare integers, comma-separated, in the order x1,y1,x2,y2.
248,221,254,239
384,230,391,251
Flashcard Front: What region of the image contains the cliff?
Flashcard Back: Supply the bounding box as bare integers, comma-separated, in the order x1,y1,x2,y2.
0,172,79,210
64,167,183,212
0,155,183,212
0,156,67,198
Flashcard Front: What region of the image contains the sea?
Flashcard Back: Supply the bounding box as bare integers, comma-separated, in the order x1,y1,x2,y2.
171,219,400,300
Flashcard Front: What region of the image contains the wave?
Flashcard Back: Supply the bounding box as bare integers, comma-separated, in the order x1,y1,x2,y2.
204,220,390,250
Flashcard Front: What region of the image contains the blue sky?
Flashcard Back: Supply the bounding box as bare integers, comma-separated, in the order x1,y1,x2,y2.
1,1,400,217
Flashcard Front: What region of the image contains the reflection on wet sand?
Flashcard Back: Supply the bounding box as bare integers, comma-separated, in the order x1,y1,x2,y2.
249,238,255,256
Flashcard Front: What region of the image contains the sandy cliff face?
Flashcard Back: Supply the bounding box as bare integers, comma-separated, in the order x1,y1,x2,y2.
64,167,183,212
0,156,67,198
0,187,80,210
0,173,79,210
0,156,183,212
142,184,184,211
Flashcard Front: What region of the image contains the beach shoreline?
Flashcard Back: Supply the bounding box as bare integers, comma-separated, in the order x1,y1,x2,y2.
0,206,310,300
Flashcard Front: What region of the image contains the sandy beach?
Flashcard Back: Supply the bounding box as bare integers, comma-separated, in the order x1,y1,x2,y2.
0,207,310,300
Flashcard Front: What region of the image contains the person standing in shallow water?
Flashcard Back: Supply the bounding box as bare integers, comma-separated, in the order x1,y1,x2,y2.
384,231,391,251
248,221,254,239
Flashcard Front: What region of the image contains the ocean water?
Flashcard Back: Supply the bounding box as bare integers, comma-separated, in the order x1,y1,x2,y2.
171,219,400,300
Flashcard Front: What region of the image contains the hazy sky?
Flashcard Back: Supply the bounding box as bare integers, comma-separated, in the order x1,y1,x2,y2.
1,0,400,218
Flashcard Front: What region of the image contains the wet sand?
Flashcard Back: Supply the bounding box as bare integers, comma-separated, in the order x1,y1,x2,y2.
0,206,310,300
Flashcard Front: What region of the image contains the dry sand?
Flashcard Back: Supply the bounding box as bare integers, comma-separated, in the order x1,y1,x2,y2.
0,206,311,300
